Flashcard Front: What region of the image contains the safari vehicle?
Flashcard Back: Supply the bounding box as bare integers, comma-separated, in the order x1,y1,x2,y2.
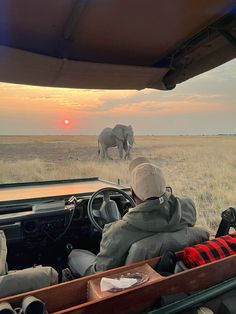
0,0,236,313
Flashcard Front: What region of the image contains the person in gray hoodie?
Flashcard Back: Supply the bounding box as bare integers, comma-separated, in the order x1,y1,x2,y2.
69,157,209,276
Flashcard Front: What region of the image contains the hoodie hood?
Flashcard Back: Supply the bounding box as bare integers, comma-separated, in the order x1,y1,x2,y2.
123,194,196,232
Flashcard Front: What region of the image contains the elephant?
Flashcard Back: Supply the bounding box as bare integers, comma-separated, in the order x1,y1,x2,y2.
98,124,134,160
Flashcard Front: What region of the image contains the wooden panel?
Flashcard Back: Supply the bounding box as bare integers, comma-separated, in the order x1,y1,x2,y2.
2,254,236,314
53,255,236,314
0,258,157,312
87,263,162,301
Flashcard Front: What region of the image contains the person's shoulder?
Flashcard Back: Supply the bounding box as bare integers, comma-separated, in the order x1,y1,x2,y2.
103,219,127,233
173,194,195,207
170,195,196,219
180,197,196,208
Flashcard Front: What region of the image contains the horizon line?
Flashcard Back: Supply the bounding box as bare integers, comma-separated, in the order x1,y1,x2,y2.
1,133,236,137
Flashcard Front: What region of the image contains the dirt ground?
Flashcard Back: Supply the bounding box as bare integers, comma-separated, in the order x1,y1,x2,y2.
1,135,236,229
0,135,148,163
0,136,99,162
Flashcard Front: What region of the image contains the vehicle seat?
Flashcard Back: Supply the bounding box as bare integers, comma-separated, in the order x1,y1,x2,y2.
125,227,209,265
68,227,209,276
0,231,58,298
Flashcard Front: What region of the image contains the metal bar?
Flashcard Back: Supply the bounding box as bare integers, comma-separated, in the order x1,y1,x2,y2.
155,10,236,68
63,0,88,40
219,29,236,47
147,276,236,314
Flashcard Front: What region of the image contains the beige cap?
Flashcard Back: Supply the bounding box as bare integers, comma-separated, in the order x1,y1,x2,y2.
129,157,150,174
131,163,166,201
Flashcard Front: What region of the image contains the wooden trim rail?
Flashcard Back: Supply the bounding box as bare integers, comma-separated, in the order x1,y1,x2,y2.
1,252,236,314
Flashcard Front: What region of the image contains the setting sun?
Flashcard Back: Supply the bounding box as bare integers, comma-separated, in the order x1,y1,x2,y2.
64,119,70,125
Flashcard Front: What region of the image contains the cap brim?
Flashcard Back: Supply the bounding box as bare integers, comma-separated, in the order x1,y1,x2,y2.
129,157,150,173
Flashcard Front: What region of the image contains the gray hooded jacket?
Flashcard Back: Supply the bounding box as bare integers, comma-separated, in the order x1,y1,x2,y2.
86,194,209,275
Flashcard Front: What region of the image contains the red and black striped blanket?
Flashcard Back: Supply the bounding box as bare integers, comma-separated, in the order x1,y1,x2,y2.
184,233,236,268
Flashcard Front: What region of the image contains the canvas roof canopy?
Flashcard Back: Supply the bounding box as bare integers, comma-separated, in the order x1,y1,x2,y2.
0,0,235,90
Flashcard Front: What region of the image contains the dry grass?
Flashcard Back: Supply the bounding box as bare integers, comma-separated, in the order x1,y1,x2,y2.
1,135,236,230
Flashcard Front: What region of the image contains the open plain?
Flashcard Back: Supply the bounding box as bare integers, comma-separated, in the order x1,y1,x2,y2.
0,135,236,230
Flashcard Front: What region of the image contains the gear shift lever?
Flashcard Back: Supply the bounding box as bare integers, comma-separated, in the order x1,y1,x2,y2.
66,243,73,255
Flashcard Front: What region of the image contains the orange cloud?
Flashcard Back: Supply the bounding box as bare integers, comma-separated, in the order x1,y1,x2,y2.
0,82,138,116
0,73,232,121
108,99,225,116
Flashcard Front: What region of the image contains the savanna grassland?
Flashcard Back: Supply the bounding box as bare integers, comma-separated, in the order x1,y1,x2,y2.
1,135,236,230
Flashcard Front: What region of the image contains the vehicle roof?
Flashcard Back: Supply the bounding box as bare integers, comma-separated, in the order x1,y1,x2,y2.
0,0,235,90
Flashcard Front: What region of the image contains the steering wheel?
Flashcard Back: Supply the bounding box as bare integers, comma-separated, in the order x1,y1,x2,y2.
87,187,136,232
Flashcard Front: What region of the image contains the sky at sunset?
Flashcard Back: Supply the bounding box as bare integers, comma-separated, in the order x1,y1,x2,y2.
0,59,235,136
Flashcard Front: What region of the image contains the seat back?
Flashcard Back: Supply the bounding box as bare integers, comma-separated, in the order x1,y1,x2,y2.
125,227,209,265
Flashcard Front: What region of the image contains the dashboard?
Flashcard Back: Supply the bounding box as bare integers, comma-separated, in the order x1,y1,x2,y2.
0,178,131,270
0,194,131,268
0,197,99,243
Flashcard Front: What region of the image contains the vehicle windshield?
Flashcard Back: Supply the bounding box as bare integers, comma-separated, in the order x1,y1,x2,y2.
0,59,236,230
